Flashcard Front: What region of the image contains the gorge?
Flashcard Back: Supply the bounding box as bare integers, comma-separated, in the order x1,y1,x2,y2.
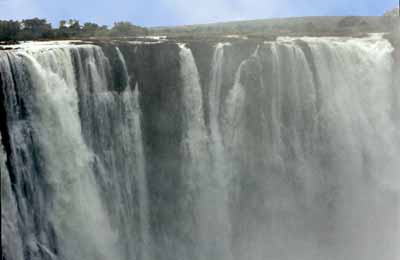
1,33,400,260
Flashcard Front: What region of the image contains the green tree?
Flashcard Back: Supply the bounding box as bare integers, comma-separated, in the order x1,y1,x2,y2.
82,22,100,31
20,18,53,39
110,21,147,36
82,22,100,36
59,20,67,28
57,20,70,38
57,19,81,38
0,20,21,42
68,19,81,32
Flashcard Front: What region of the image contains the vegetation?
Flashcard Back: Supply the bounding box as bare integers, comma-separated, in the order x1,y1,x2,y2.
384,7,399,17
1,9,398,43
0,18,148,43
109,22,148,37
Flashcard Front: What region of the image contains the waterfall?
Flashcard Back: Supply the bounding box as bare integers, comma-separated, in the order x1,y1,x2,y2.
20,47,121,260
222,59,247,150
179,43,233,260
302,36,399,259
0,44,151,260
117,46,152,260
1,35,399,260
1,134,24,260
209,43,229,154
129,85,152,260
179,44,209,164
0,51,50,260
207,42,234,260
179,43,212,259
223,35,399,260
70,45,151,260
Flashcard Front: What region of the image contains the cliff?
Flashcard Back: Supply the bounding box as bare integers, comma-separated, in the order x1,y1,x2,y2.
1,32,399,260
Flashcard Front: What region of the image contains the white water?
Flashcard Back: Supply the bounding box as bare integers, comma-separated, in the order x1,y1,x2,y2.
1,42,153,260
222,59,247,148
209,43,229,154
1,35,399,260
305,36,399,259
179,43,236,260
20,47,122,260
207,43,234,260
179,43,210,245
117,46,152,260
222,35,399,260
1,134,24,260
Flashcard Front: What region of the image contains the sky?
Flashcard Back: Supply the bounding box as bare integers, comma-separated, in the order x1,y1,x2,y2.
0,0,398,27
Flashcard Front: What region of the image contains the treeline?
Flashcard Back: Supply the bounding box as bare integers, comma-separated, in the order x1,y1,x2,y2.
0,18,148,42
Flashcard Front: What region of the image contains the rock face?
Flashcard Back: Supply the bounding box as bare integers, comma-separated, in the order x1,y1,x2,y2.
1,35,400,260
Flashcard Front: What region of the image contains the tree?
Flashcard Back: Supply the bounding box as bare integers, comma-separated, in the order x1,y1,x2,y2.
82,22,100,31
384,7,400,17
1,18,148,41
59,20,67,28
68,19,81,32
80,23,110,37
82,22,100,36
0,20,21,42
20,18,53,39
110,21,147,36
57,19,81,38
64,19,81,36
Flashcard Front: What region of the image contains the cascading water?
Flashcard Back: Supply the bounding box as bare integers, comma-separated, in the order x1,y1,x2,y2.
206,43,233,260
0,43,150,260
117,46,152,260
18,47,121,260
1,135,24,260
179,43,233,260
73,45,151,260
223,35,399,260
1,34,399,260
179,43,213,259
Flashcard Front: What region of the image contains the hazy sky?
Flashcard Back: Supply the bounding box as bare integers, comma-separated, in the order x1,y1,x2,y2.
0,0,398,27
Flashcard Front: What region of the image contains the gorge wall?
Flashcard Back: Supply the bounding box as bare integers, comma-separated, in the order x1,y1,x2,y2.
1,34,399,260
